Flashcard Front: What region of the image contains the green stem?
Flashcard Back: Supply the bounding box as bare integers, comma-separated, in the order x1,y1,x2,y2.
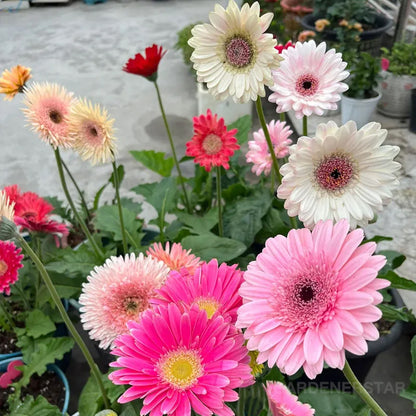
35,236,42,309
343,360,388,416
0,297,15,330
207,171,213,209
290,216,298,229
153,81,191,214
302,115,308,137
16,234,110,409
279,112,286,122
255,96,282,186
112,159,128,254
54,148,105,261
216,166,223,237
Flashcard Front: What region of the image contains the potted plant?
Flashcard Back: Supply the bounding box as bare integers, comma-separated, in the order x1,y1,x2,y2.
341,51,382,128
377,40,416,118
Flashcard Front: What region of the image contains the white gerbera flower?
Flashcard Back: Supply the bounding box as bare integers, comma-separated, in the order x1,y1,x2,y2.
188,0,281,103
269,40,349,119
277,121,401,229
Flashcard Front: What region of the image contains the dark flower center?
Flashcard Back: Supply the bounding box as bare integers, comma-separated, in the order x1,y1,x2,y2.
90,127,98,137
123,296,144,315
225,36,253,68
315,154,354,192
49,110,63,124
303,81,312,90
299,285,315,302
295,73,319,96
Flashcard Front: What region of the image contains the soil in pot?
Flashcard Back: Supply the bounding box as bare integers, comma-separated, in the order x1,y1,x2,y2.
0,370,66,415
0,331,19,356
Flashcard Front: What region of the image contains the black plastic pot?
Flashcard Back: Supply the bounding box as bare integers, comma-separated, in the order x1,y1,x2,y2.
409,89,416,134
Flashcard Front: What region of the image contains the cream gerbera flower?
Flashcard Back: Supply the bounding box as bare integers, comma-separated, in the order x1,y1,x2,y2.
0,191,15,222
69,98,116,165
189,0,281,103
23,82,75,148
277,121,401,229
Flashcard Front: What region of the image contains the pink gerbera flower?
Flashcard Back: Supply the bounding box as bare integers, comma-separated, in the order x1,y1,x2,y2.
265,382,315,416
186,109,239,172
237,219,389,379
152,259,244,323
109,303,254,415
268,40,349,118
146,242,202,275
246,120,292,176
79,253,170,350
0,241,23,295
22,82,75,148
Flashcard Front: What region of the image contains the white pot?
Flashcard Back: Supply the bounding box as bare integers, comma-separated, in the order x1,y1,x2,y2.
377,71,416,118
341,92,381,129
196,82,252,124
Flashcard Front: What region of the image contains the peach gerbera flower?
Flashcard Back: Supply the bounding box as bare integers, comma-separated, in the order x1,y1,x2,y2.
0,65,31,101
69,98,116,165
22,82,75,148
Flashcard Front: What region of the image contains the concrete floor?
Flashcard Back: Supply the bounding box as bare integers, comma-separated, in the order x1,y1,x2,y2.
0,0,415,414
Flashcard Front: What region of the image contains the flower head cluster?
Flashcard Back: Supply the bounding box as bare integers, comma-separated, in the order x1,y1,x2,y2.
0,241,24,295
0,65,31,101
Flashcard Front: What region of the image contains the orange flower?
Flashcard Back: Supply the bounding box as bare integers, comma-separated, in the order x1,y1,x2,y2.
0,65,31,101
297,30,316,42
315,18,330,32
339,19,349,27
353,22,364,32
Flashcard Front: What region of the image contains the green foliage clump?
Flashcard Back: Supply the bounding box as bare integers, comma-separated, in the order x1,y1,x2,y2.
381,41,416,76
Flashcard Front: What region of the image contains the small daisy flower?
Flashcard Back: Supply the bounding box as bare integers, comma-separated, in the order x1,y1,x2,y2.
237,219,390,379
189,0,282,103
0,65,31,101
109,303,254,414
146,242,202,275
22,82,75,148
123,44,166,81
69,98,116,165
266,382,315,416
186,109,239,172
277,120,401,229
268,40,349,118
79,253,169,350
246,120,292,176
0,241,24,295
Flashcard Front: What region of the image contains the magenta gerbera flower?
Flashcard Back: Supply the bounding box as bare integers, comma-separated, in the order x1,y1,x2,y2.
0,241,23,295
152,259,244,323
266,382,315,416
246,120,292,176
79,253,170,349
237,219,389,379
109,303,254,415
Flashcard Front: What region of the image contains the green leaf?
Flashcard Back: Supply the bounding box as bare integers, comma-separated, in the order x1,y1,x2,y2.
255,207,291,244
78,372,102,416
176,209,218,234
43,196,69,220
130,150,175,177
9,395,64,416
264,366,285,382
223,189,272,247
228,115,252,145
25,309,55,338
365,235,393,243
378,270,416,291
109,164,125,188
378,250,406,272
400,336,416,409
222,183,249,203
378,304,416,323
299,388,371,416
181,233,246,263
94,184,108,211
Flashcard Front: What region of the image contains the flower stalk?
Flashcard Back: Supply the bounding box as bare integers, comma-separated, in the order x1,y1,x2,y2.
112,159,128,253
216,166,223,237
302,115,308,137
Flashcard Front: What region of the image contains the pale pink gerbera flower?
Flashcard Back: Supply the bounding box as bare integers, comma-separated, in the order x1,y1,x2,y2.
22,82,75,148
237,220,389,379
109,303,254,415
79,253,170,350
269,40,349,118
266,382,315,416
146,241,202,275
0,241,24,295
246,120,292,176
152,259,244,322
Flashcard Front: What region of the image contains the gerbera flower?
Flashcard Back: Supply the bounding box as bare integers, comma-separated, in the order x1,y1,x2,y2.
237,219,389,379
0,241,23,295
275,41,294,54
189,0,281,103
146,242,202,275
266,382,315,416
246,120,292,176
186,109,239,172
268,40,349,118
152,259,243,323
22,82,75,148
109,303,254,415
0,191,15,223
123,44,166,81
0,65,31,101
69,98,116,165
277,121,401,229
79,253,170,350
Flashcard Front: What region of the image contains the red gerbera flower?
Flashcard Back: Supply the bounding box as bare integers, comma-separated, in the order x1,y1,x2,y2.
123,44,166,81
186,109,239,172
0,241,23,295
275,40,295,54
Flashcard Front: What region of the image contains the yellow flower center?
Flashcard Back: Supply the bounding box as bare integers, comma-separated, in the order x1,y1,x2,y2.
202,134,223,155
0,260,8,276
158,349,203,390
123,296,145,316
195,297,220,319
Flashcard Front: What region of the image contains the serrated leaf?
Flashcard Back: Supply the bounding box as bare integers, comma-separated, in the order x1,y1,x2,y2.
264,366,285,382
365,235,393,243
228,115,252,145
109,164,125,188
255,207,291,244
181,233,246,263
78,372,102,416
400,336,416,409
130,150,175,177
25,309,55,338
378,304,415,323
9,395,64,416
176,209,218,234
378,270,416,291
378,250,406,272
